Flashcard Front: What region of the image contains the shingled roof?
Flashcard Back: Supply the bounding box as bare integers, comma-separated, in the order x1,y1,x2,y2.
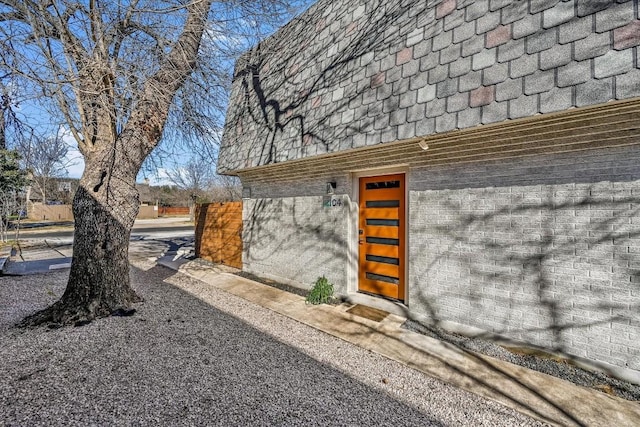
218,0,640,174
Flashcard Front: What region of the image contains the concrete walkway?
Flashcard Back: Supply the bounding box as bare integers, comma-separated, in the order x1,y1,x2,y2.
1,243,72,275
158,255,640,427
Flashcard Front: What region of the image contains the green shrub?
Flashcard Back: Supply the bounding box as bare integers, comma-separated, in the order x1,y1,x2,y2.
305,276,334,305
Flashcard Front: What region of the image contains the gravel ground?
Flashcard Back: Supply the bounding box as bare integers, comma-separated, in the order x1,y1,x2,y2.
232,262,640,403
402,320,640,402
0,262,546,426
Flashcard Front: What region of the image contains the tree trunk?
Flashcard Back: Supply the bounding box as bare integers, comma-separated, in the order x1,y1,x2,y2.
20,149,142,326
16,0,213,328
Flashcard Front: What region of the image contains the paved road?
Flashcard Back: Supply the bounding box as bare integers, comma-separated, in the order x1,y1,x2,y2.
14,224,194,241
4,221,194,275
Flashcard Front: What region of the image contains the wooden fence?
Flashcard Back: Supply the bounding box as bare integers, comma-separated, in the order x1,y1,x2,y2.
137,205,158,219
159,206,190,216
195,202,243,269
29,203,159,220
28,203,73,221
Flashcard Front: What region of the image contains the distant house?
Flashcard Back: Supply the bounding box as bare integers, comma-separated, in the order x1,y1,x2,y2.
218,0,640,382
28,177,78,205
135,180,159,219
26,178,77,220
135,179,157,206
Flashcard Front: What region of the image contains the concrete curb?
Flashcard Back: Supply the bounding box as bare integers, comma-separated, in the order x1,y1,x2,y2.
0,256,7,274
156,255,640,427
0,246,11,274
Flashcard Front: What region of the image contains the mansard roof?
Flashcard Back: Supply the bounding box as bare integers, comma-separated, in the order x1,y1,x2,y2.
218,0,640,174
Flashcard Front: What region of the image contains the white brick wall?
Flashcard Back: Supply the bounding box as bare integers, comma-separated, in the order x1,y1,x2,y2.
238,145,640,374
408,145,640,371
241,174,352,293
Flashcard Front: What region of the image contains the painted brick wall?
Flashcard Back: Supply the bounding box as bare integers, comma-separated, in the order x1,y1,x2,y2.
408,144,640,372
241,175,353,292
219,0,640,173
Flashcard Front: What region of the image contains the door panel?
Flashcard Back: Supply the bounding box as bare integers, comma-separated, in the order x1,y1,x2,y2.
366,225,399,239
362,261,399,279
362,208,398,219
358,174,405,301
363,243,399,258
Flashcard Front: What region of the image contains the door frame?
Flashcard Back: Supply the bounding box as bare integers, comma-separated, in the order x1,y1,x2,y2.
349,165,409,304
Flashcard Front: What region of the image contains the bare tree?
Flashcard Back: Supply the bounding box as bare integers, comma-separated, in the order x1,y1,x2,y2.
0,83,8,151
17,133,71,205
210,174,241,201
0,77,26,151
0,0,300,326
0,149,27,241
0,73,31,239
166,155,214,199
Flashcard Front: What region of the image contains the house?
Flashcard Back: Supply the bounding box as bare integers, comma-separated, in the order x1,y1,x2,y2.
26,178,78,220
218,0,640,382
28,177,78,205
135,179,159,219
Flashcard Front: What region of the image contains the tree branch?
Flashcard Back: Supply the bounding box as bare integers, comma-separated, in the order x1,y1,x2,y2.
125,0,213,156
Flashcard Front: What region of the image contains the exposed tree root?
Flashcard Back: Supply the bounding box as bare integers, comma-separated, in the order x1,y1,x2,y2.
18,290,143,328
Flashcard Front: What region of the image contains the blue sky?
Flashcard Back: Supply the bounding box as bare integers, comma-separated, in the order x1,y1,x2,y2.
5,0,315,186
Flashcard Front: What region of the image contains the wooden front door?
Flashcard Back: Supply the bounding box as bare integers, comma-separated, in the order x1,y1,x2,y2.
358,174,405,301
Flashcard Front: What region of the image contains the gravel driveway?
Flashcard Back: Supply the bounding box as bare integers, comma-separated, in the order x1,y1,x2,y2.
0,261,546,426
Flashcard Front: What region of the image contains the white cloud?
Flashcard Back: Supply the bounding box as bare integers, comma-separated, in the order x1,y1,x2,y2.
65,148,85,178
59,127,85,179
142,168,174,186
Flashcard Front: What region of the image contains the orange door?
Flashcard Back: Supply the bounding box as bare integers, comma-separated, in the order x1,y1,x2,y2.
358,174,405,301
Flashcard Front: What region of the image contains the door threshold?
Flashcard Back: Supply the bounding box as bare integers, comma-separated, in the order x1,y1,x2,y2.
343,292,408,318
358,290,404,304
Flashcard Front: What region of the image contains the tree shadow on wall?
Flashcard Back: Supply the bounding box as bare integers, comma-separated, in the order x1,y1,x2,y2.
239,189,640,426
242,197,350,286
228,0,425,168
410,183,640,367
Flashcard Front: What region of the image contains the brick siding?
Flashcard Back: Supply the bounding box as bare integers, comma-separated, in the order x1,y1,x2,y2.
241,175,352,292
408,145,640,371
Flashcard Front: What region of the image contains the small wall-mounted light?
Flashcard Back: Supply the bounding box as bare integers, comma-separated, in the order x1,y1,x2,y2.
326,181,337,195
242,187,251,199
418,139,429,150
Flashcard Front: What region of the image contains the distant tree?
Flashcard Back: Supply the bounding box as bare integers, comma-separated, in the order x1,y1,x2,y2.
17,134,71,205
0,77,27,152
167,155,214,200
0,149,26,195
0,0,304,326
0,76,29,240
210,174,241,202
0,149,28,241
0,84,8,151
166,154,241,203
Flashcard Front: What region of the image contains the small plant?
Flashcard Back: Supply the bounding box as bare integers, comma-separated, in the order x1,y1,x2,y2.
305,276,334,305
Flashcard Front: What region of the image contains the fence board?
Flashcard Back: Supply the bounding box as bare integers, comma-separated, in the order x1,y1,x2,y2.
159,206,190,216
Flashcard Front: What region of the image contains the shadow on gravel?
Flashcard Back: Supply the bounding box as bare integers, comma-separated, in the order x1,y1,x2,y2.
222,268,640,426
228,267,640,405
1,264,516,427
402,319,640,402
